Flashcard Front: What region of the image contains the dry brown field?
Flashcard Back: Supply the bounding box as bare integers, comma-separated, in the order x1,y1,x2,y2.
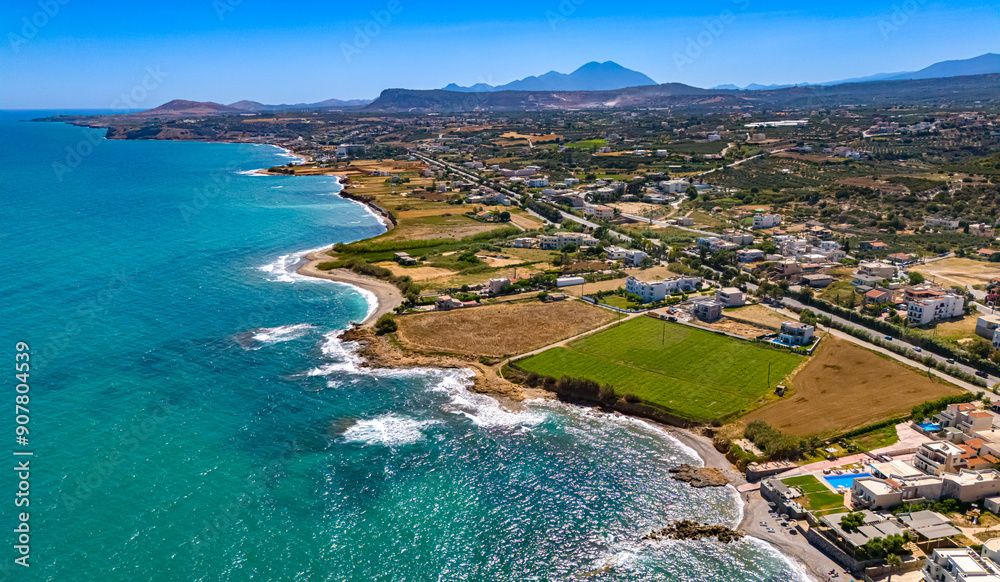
912,258,1000,288
743,337,962,436
395,300,616,358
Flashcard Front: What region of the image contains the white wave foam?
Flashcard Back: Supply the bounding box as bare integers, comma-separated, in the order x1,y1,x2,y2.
271,185,284,189
252,323,314,345
305,330,364,376
342,414,439,447
269,145,306,164
727,485,746,529
357,201,389,228
257,243,377,321
432,371,548,428
529,399,704,462
258,244,331,283
236,169,267,176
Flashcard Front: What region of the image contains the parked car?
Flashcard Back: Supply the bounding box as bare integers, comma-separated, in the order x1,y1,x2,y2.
977,371,990,379
667,316,677,322
946,358,956,364
885,336,893,341
913,347,922,352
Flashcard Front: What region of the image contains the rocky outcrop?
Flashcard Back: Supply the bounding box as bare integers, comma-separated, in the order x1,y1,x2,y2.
668,464,729,488
643,521,744,544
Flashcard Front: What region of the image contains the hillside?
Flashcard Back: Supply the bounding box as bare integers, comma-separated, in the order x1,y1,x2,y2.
368,74,1000,112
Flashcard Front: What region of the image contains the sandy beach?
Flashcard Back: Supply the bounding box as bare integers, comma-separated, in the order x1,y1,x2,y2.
298,257,403,326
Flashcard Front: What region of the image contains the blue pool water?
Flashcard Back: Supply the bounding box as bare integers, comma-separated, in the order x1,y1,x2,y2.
919,422,943,432
825,473,873,489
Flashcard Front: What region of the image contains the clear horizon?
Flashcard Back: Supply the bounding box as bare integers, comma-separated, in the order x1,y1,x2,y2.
1,0,998,109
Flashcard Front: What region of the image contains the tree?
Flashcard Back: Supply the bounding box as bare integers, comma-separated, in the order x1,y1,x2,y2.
499,211,511,222
840,511,865,532
375,314,397,335
886,553,902,582
968,336,992,360
686,184,698,199
908,271,925,285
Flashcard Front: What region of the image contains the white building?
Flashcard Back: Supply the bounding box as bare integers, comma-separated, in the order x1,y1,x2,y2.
778,321,814,346
924,217,961,230
625,275,702,302
526,178,549,188
752,214,783,229
606,246,647,267
661,179,692,194
907,293,965,325
716,288,745,307
737,248,765,263
584,204,615,221
924,546,1000,582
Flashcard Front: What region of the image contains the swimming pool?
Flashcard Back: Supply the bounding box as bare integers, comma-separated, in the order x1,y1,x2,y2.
824,473,872,489
918,422,943,432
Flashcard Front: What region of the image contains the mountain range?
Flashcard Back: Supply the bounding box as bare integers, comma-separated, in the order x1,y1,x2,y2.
714,53,1000,90
442,61,657,92
365,74,1000,113
111,52,1000,118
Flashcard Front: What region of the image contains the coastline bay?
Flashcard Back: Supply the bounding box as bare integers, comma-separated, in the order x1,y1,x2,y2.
0,111,809,581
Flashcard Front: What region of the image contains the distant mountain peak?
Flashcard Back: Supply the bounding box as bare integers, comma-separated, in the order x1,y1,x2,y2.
443,61,657,93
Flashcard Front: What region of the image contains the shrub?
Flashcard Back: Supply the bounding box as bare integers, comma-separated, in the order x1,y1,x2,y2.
374,314,397,335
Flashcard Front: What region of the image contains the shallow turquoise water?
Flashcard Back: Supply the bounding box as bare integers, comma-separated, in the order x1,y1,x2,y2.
0,111,808,581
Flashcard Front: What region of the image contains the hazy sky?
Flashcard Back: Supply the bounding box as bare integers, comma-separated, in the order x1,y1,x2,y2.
1,0,997,109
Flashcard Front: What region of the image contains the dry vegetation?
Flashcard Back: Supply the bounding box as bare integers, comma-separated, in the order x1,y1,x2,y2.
395,300,616,358
744,337,963,436
723,304,791,330
912,258,1000,288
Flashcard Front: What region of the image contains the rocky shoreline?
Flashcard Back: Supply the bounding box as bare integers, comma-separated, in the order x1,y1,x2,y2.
668,464,730,488
643,521,744,544
340,326,528,400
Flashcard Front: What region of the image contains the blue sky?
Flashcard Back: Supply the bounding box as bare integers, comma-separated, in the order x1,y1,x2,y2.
1,0,997,108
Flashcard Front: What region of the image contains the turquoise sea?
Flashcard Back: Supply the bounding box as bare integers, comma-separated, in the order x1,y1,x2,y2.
0,111,809,581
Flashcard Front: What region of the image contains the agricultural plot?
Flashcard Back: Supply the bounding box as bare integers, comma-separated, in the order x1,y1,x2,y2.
395,300,615,358
745,337,962,437
515,317,804,422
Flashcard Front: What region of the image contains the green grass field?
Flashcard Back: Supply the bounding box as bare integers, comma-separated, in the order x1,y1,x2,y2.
516,317,804,422
780,475,845,512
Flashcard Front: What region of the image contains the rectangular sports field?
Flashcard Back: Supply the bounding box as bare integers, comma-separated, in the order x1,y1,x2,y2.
515,316,804,422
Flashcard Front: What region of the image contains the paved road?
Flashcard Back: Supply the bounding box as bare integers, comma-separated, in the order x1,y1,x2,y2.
778,297,998,391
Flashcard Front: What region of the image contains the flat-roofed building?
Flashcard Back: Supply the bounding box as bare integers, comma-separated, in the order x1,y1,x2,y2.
779,321,814,346
716,287,745,307
915,441,967,475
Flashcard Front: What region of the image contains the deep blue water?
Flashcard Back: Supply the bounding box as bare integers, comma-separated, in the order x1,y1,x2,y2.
0,111,809,581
